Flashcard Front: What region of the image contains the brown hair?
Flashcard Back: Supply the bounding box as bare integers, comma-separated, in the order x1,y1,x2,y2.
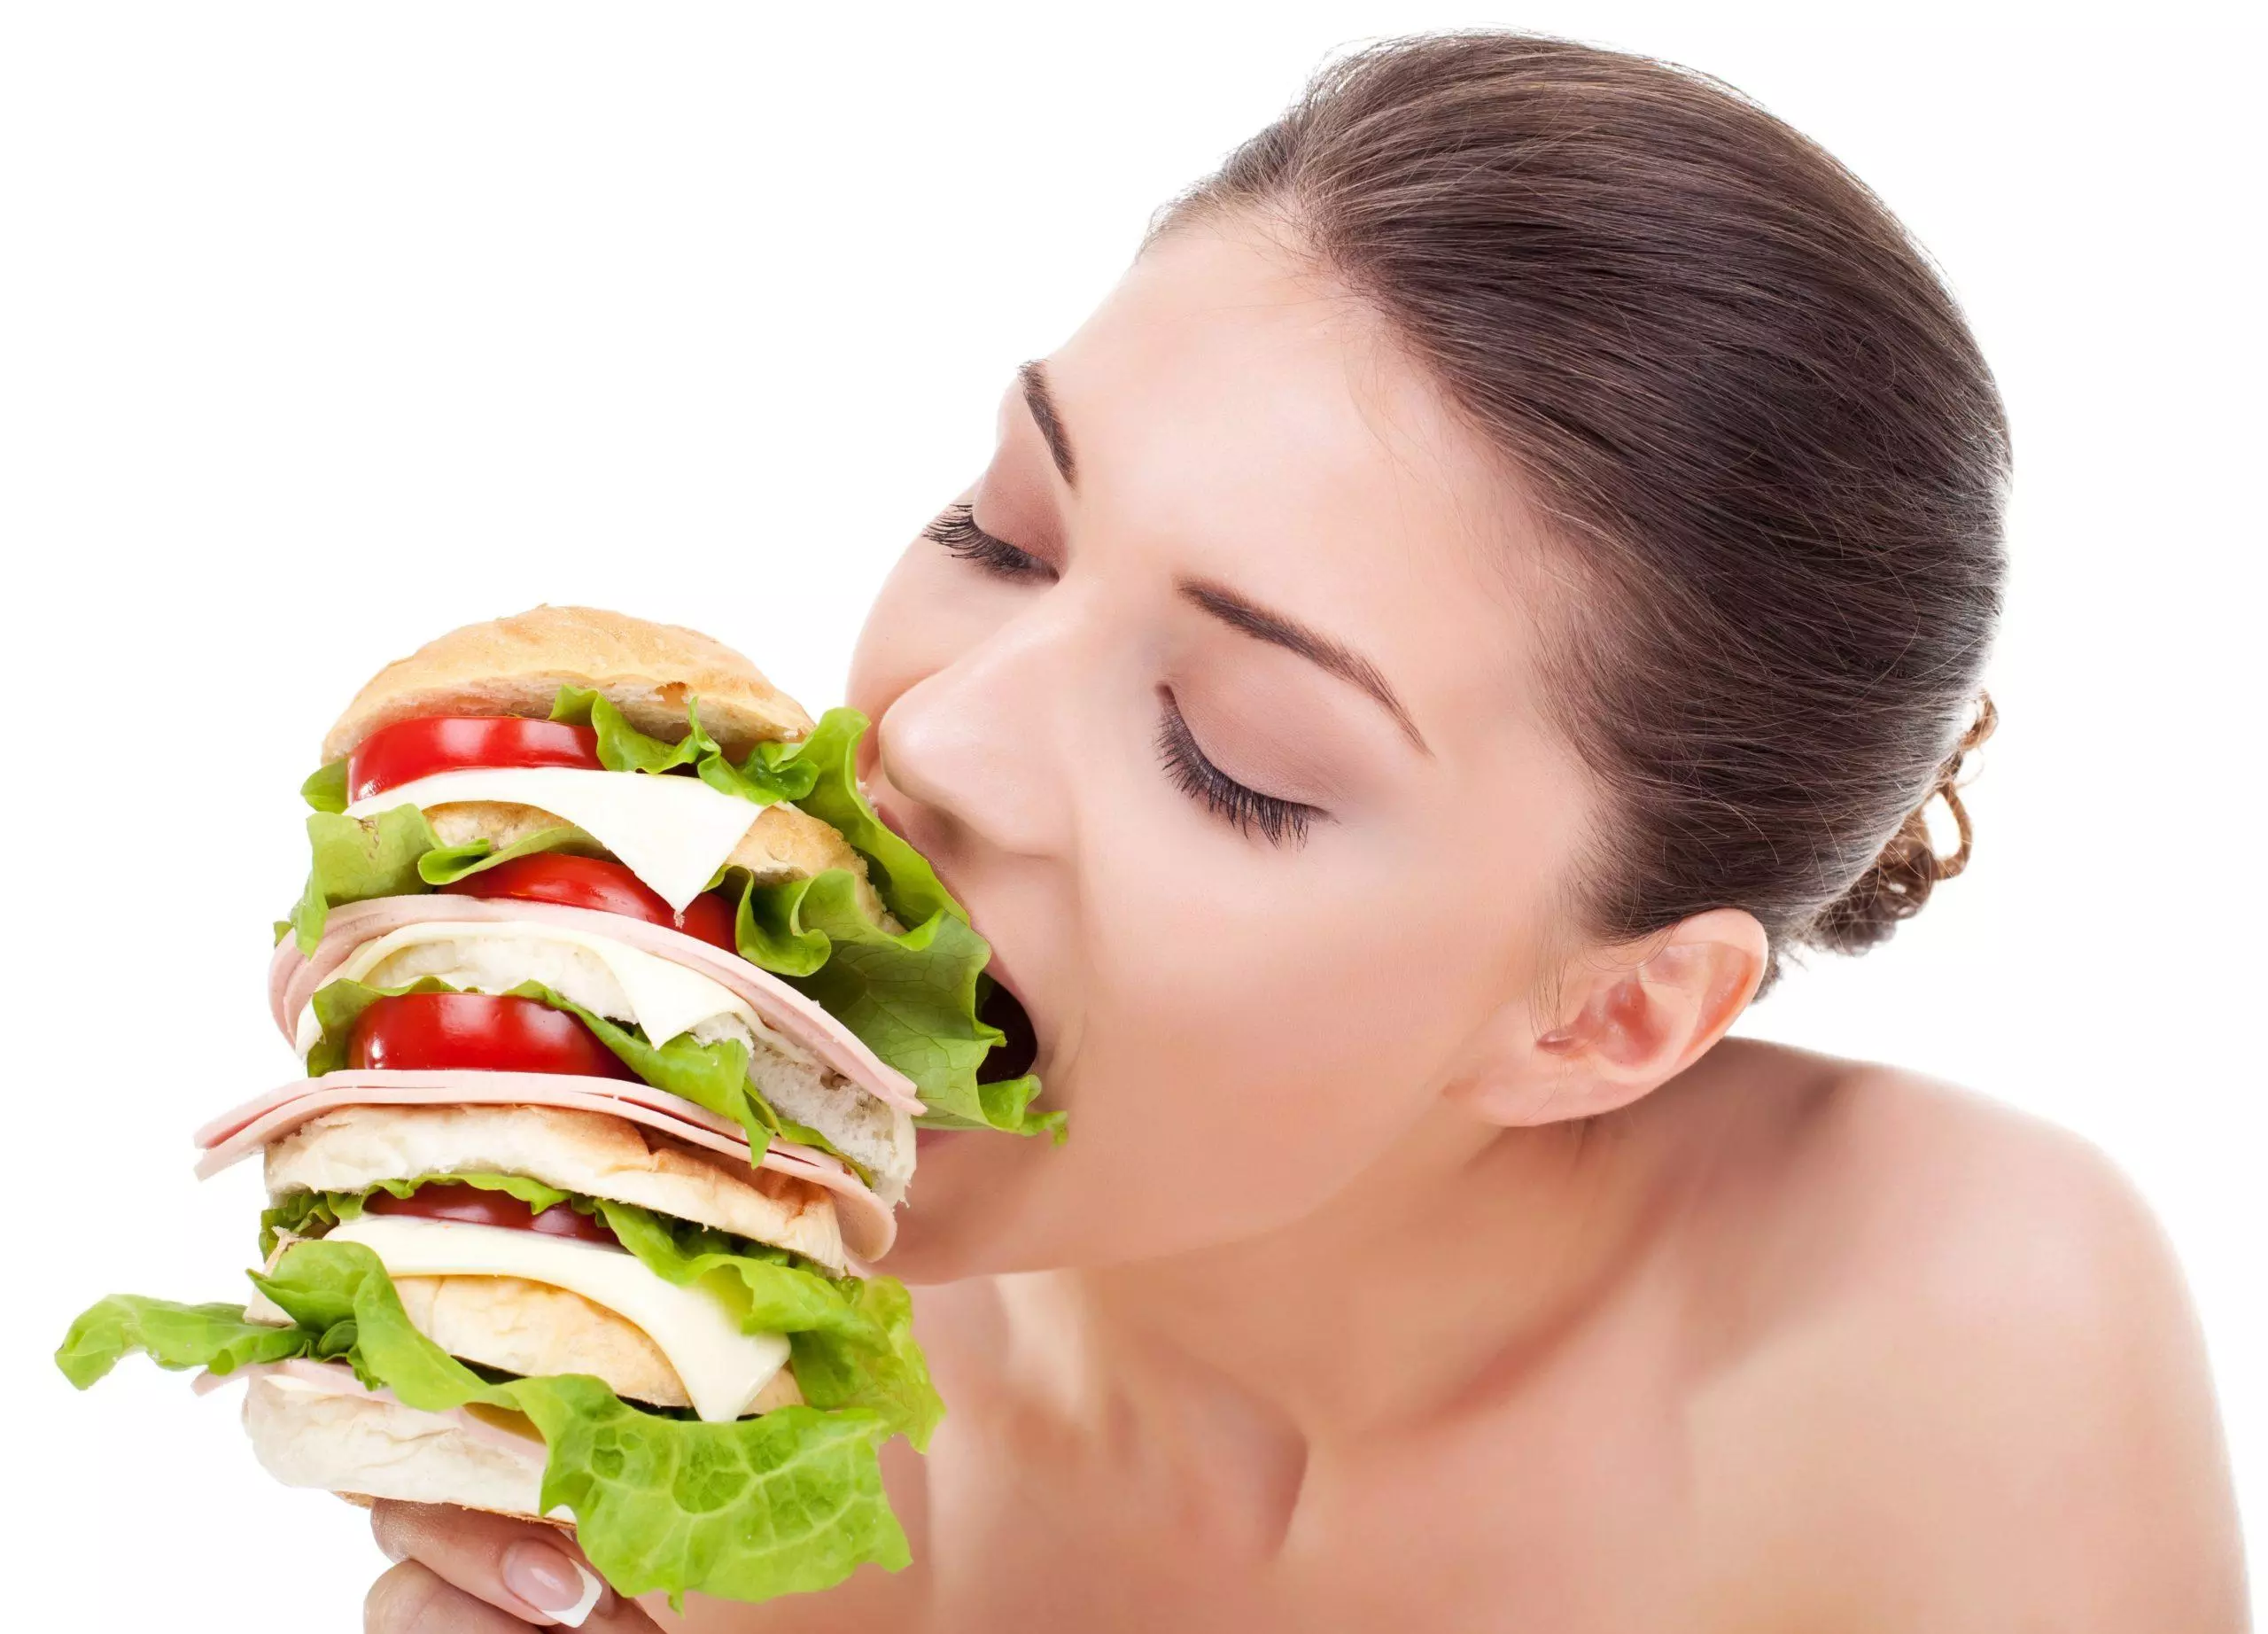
1164,33,2008,987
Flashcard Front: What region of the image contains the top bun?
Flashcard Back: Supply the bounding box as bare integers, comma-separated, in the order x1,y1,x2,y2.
322,606,815,762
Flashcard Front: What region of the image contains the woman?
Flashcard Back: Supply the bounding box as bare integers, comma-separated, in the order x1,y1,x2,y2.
363,34,2246,1631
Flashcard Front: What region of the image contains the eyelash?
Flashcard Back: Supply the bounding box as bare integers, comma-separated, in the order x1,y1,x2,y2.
923,502,1053,580
1155,690,1319,849
925,502,1316,849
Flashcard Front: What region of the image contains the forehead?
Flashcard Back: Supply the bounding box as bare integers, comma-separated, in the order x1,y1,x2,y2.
1044,218,1555,755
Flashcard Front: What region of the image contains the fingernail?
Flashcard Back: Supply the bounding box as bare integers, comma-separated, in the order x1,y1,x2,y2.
502,1541,607,1627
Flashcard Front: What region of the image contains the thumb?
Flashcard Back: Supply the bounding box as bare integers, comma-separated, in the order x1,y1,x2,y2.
369,1500,661,1630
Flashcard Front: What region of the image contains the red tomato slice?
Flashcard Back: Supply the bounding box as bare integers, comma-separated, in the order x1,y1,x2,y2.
439,854,739,952
348,715,604,803
365,1183,619,1246
346,992,636,1081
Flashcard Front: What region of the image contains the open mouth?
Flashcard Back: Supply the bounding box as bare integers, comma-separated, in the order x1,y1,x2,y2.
865,790,1045,1101
978,977,1040,1084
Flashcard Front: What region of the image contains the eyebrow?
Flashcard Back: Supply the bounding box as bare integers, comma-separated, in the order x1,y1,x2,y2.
1018,360,1077,486
1178,579,1432,755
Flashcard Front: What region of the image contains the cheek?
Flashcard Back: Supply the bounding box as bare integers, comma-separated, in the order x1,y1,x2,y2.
1054,803,1526,1245
890,812,1552,1276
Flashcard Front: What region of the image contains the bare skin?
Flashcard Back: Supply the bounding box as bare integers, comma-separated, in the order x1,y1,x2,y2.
364,221,2248,1631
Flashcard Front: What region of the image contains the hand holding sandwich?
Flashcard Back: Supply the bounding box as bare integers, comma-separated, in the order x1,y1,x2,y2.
366,1502,651,1630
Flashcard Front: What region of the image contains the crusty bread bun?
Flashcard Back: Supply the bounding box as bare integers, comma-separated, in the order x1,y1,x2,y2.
393,1273,680,1404
390,1274,804,1413
244,1372,555,1521
323,605,814,762
264,1103,849,1272
426,798,894,923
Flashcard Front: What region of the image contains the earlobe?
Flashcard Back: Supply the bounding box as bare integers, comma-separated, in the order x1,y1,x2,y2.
1449,908,1767,1129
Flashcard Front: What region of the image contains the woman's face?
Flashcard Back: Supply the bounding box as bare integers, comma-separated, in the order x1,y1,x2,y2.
848,219,1594,1279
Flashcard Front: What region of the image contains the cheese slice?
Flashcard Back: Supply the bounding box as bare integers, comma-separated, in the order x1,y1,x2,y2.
346,767,762,911
296,916,788,1059
328,1215,789,1423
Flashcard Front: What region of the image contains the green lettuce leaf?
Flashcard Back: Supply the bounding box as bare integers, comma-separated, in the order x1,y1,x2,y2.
548,687,816,807
58,1240,914,1607
287,805,442,954
284,811,594,955
528,989,866,1177
55,1297,315,1387
300,759,350,814
726,710,1062,1141
719,863,834,978
783,873,1054,1139
771,709,961,929
732,864,1060,1140
593,1202,941,1449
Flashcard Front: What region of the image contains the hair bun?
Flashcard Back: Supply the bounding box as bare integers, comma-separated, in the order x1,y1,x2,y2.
1806,693,1997,955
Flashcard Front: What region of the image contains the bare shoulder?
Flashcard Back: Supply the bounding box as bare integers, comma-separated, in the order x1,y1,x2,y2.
1672,1043,2247,1633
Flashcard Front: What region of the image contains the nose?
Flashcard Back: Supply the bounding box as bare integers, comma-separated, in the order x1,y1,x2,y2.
873,603,1080,863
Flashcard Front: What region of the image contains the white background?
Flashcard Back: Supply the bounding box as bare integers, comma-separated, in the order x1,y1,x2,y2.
3,3,2258,1625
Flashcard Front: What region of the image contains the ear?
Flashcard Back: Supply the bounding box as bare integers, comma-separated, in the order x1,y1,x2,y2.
1444,908,1768,1128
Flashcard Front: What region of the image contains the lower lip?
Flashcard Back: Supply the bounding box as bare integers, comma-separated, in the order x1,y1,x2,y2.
915,1126,969,1154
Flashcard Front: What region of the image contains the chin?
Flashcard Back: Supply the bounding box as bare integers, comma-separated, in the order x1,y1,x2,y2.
885,1132,1071,1282
884,1210,1026,1285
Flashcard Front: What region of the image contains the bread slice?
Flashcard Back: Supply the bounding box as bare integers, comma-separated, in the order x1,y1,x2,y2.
390,1274,804,1413
263,1103,848,1272
245,1372,555,1520
243,1366,796,1526
323,604,814,762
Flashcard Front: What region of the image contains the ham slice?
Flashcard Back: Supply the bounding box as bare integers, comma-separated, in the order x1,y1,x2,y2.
198,1358,552,1463
270,895,923,1116
194,1070,895,1261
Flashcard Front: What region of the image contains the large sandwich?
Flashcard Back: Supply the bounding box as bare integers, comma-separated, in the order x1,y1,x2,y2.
57,607,1057,1609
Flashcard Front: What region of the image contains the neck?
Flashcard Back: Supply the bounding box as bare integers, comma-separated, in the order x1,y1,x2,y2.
998,1059,1704,1472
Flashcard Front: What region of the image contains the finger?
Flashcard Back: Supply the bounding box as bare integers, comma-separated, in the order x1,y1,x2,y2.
366,1560,538,1633
370,1501,619,1628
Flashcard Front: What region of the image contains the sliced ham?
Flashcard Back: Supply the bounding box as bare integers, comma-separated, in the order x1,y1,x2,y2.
195,1070,895,1261
198,1358,552,1462
270,895,923,1117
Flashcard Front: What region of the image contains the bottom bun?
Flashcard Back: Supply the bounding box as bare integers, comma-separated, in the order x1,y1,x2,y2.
328,1490,576,1533
243,1372,563,1522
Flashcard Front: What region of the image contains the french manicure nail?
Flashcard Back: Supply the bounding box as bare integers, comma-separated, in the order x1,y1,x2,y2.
502,1541,607,1627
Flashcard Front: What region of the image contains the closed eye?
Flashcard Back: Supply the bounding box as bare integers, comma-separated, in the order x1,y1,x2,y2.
924,502,1055,581
1155,689,1322,848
